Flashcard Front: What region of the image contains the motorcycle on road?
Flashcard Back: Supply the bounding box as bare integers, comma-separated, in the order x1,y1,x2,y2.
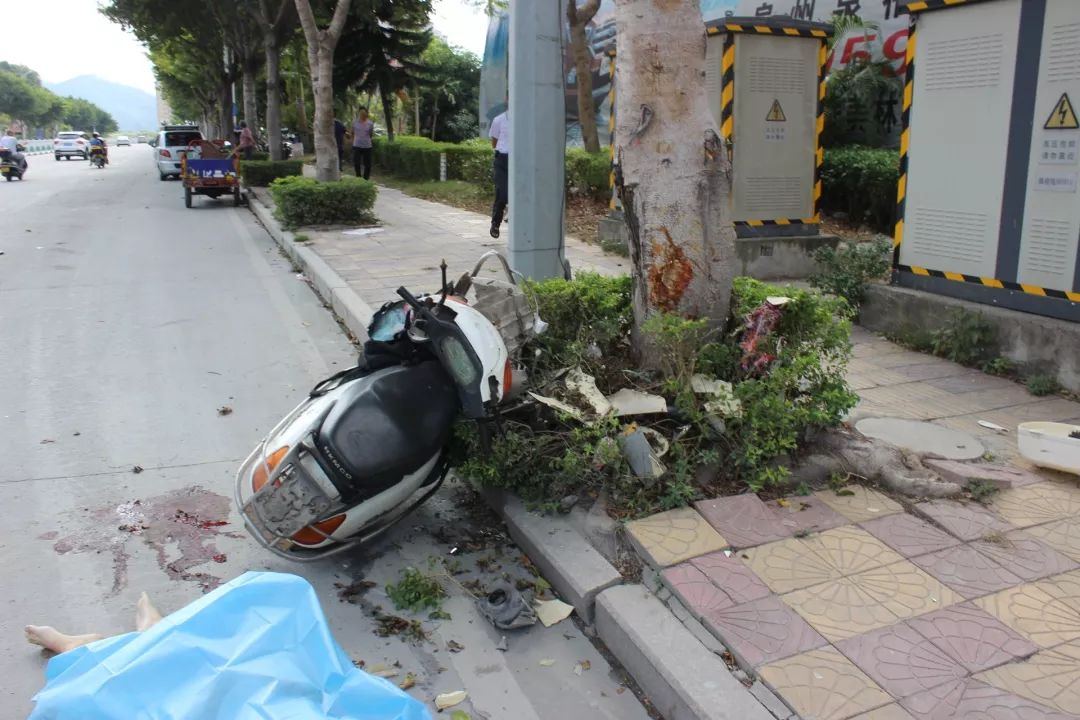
0,143,26,181
89,146,107,169
235,252,543,560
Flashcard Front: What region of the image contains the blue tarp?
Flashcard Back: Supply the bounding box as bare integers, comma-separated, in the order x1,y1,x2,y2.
30,572,432,720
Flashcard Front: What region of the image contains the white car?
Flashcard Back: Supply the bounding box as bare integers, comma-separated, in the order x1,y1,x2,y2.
116,136,132,146
154,126,204,180
54,131,90,160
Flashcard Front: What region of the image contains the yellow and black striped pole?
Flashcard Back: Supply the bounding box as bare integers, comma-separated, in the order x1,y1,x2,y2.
814,39,826,223
607,51,619,211
720,34,735,143
894,17,916,269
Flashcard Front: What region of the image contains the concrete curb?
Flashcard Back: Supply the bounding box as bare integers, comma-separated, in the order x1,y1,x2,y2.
246,187,374,341
482,489,621,623
596,585,775,720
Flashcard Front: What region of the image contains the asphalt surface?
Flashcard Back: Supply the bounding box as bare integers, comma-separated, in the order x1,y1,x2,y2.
0,147,651,719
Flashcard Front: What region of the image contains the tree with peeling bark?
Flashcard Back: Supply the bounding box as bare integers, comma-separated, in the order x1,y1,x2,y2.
256,0,299,160
567,0,602,153
613,0,736,344
294,0,353,181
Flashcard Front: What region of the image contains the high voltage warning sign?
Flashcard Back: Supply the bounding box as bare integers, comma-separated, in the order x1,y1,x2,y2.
766,99,786,122
1045,93,1079,130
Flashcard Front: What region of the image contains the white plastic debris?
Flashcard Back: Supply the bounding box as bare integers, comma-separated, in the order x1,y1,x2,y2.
978,420,1008,434
534,599,574,628
435,691,468,709
607,388,667,416
528,392,584,420
342,227,384,236
565,368,613,415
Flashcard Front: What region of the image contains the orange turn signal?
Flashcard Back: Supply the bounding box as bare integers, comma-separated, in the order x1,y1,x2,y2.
252,446,290,492
503,359,513,397
291,514,347,545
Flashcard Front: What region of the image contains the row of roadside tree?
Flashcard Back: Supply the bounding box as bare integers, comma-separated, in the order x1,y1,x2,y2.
0,61,118,137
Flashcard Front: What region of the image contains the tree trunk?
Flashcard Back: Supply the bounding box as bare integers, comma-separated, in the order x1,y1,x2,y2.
311,46,338,180
265,35,283,160
296,72,310,150
294,0,353,182
614,0,735,343
243,63,259,141
413,84,420,136
218,78,233,143
568,0,601,152
431,105,438,140
378,78,395,141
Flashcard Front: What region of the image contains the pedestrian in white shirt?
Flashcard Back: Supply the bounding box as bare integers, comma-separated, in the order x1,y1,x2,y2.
488,101,510,238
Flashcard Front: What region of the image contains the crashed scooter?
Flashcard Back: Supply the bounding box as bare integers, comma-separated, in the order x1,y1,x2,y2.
236,252,543,560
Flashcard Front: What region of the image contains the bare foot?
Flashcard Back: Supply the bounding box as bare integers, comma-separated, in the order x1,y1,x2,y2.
25,625,103,654
135,591,162,632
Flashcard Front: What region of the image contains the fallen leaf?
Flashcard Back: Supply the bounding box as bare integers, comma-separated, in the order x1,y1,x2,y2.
835,489,855,497
368,662,398,679
398,673,416,690
534,598,574,627
616,687,626,694
450,712,471,720
132,465,144,474
775,498,790,507
217,405,233,416
539,659,556,667
435,690,467,709
579,659,591,671
447,640,465,653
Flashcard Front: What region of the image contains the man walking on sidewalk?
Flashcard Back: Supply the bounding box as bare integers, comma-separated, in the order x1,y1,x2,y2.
488,101,510,239
351,107,374,180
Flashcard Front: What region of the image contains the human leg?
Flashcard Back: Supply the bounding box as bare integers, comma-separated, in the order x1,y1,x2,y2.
360,148,372,180
490,152,508,238
352,147,362,177
25,626,103,654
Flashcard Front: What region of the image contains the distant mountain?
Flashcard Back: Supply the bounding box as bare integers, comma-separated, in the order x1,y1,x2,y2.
45,75,157,131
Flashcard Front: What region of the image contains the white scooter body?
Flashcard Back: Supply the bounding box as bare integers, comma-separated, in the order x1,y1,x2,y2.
235,291,512,561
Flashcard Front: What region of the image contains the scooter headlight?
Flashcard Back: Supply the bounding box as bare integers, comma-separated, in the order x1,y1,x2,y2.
440,335,480,387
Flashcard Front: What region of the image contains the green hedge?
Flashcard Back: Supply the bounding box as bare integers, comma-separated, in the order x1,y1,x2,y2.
240,159,304,187
565,148,611,201
820,146,899,234
269,176,377,227
372,135,610,200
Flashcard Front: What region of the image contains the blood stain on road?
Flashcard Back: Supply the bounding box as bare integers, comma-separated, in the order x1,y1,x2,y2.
50,487,239,595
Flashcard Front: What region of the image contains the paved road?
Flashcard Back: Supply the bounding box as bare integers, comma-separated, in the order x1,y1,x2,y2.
0,147,651,719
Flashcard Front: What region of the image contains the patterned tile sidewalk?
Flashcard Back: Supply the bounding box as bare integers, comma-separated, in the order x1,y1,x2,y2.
629,479,1080,719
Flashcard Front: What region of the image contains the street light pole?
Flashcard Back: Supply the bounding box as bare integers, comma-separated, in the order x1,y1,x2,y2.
508,0,568,280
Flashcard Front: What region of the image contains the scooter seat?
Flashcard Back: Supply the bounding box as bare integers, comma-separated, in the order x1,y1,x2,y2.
315,360,459,500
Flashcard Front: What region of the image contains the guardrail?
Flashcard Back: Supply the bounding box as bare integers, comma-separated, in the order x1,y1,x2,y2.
21,140,53,155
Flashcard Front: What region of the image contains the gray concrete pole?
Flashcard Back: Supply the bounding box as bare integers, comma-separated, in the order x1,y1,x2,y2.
508,0,568,280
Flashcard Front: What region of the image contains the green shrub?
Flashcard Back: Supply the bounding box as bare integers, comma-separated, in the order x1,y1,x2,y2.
240,159,303,186
714,278,858,491
931,309,996,366
371,135,448,180
444,137,494,188
269,176,377,227
248,151,270,162
565,148,611,201
1026,373,1060,397
809,238,892,307
820,146,899,234
525,273,633,376
453,274,856,510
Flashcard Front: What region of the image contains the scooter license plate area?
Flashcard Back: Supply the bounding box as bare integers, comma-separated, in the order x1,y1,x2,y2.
246,468,333,539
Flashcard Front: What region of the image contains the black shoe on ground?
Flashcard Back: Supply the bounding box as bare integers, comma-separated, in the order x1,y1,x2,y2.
490,225,500,239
